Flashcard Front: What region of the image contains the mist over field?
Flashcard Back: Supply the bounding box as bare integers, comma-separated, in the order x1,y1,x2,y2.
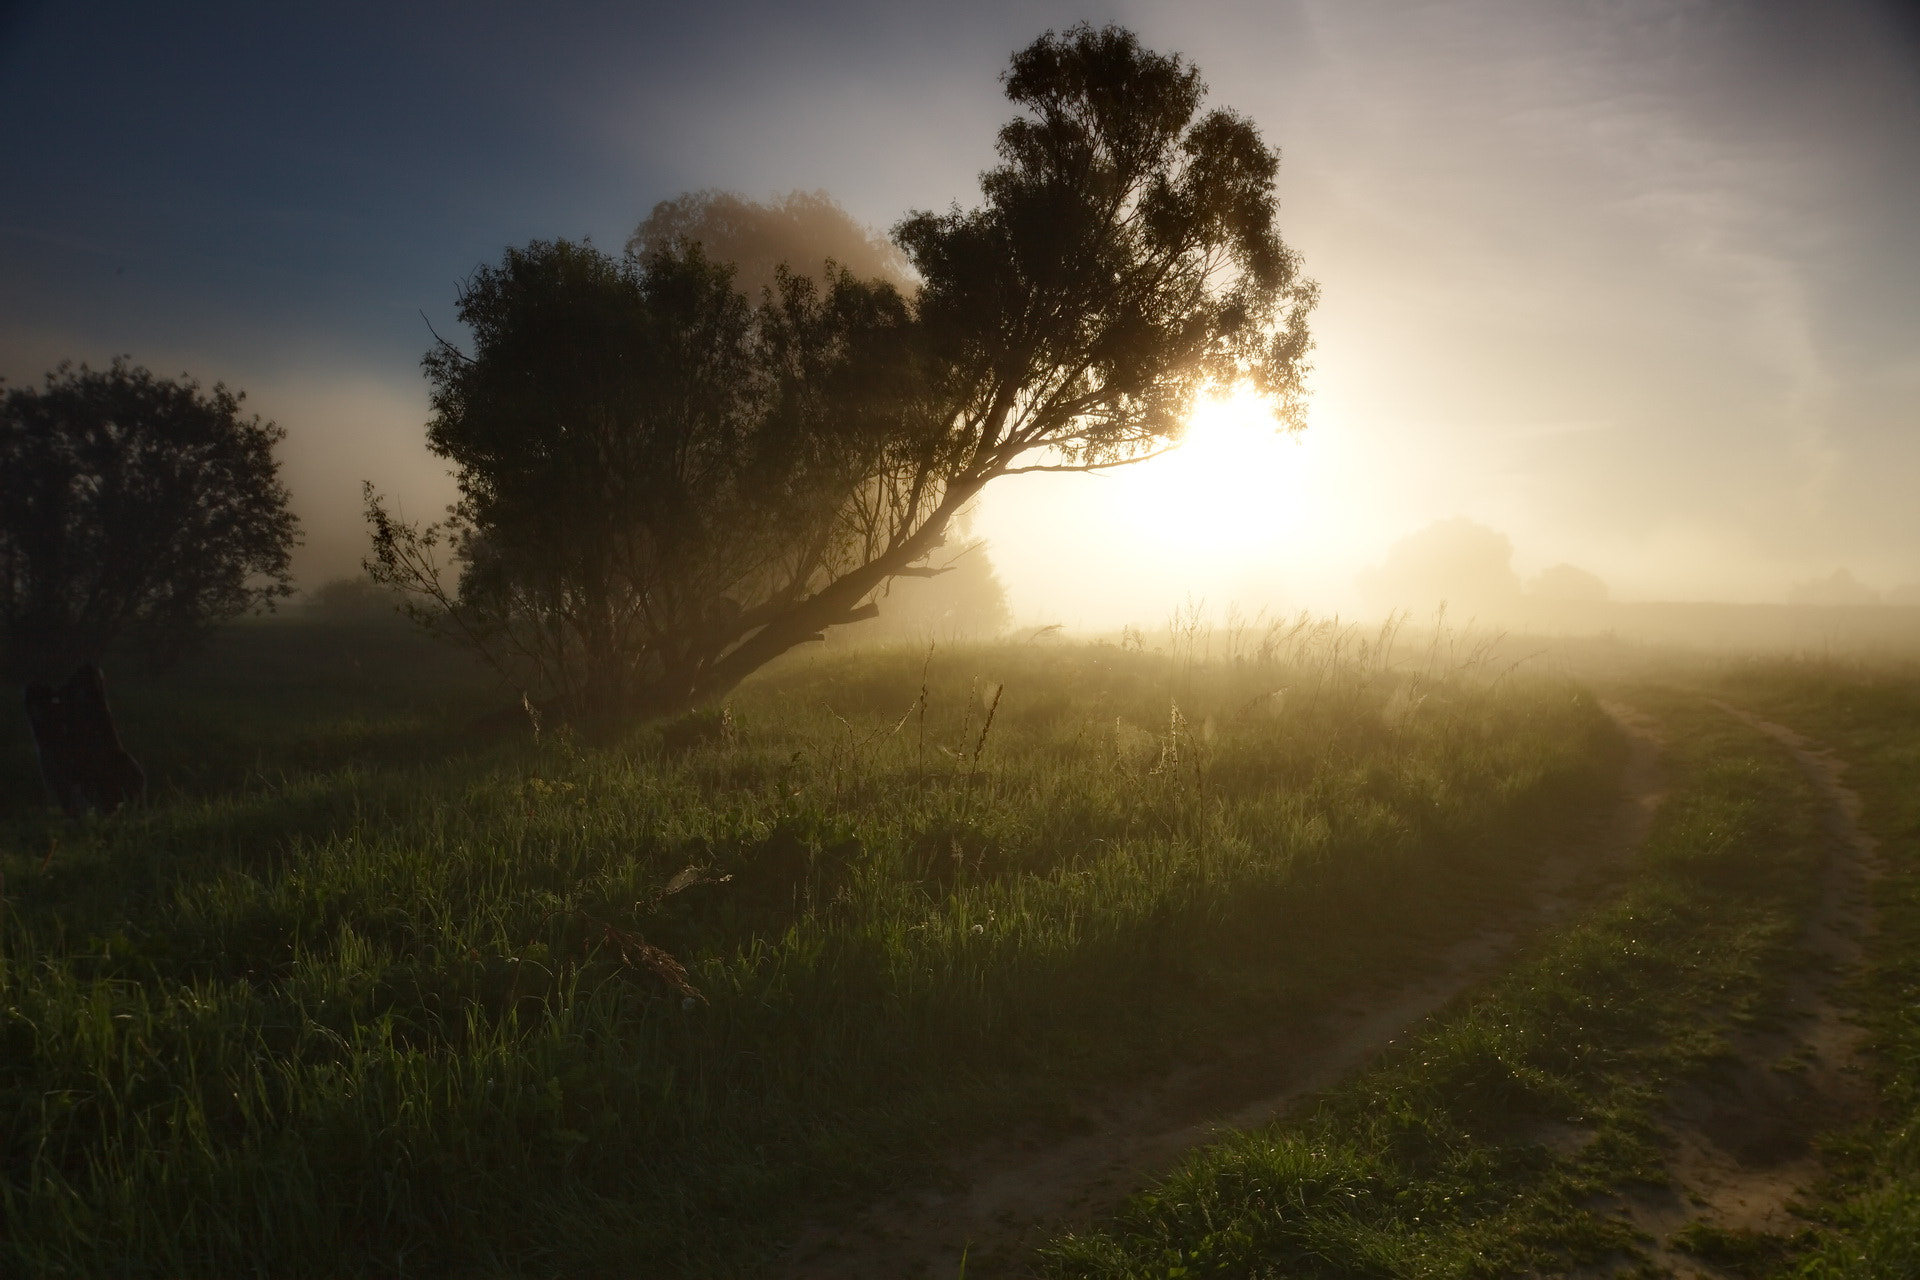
5,0,1917,629
9,6,1920,1278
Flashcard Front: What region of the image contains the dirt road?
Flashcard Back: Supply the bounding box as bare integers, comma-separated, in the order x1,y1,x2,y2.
779,704,1668,1279
1593,704,1884,1279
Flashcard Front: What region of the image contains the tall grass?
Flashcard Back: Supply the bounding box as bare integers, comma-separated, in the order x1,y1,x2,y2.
0,619,1610,1276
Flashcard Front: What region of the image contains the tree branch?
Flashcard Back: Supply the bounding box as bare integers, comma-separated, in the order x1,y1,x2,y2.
419,311,472,363
997,443,1179,475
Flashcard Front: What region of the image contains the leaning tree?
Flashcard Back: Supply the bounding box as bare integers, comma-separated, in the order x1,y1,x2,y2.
369,24,1315,729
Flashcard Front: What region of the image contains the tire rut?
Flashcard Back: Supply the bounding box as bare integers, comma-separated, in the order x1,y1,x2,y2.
1596,704,1884,1279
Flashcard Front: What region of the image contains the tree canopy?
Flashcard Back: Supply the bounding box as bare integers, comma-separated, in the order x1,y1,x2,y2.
371,24,1314,728
627,189,910,297
1,359,298,682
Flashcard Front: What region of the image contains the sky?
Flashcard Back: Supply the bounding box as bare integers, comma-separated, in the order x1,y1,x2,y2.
3,0,1917,626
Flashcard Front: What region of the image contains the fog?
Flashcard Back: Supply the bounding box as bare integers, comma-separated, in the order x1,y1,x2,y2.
628,189,908,295
3,0,1916,630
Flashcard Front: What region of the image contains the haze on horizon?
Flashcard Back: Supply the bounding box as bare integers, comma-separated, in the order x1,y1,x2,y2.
4,0,1916,629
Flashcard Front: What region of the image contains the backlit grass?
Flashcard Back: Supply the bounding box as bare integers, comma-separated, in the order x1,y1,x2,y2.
1,618,1611,1276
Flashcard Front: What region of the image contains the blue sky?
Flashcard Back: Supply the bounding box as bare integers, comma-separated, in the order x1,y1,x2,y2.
4,1,1917,618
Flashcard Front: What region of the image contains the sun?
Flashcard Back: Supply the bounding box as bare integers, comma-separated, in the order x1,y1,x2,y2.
970,382,1366,624
1124,384,1319,552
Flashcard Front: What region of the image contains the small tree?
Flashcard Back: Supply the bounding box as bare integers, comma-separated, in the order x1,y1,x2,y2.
0,359,299,682
371,24,1314,728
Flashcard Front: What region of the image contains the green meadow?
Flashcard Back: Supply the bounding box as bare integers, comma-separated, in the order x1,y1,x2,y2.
1037,662,1920,1280
0,619,1609,1276
9,621,1920,1279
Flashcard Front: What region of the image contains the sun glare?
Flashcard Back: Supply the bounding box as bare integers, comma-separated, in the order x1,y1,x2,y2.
1130,386,1319,551
974,384,1369,624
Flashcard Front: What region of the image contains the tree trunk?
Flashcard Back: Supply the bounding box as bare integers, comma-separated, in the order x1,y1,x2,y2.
22,664,145,816
686,478,987,708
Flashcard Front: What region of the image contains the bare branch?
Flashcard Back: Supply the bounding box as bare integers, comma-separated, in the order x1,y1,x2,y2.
419,311,472,363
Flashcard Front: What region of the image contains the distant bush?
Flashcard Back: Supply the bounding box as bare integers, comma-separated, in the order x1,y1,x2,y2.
302,575,404,622
1528,561,1610,603
1788,568,1881,606
837,541,1012,645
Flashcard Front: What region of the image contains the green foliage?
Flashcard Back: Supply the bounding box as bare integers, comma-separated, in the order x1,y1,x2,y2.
369,235,928,723
0,621,1598,1276
0,359,298,681
897,24,1317,457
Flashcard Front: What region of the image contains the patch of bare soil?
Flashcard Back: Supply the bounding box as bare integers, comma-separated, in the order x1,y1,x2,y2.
1582,705,1882,1280
776,705,1666,1279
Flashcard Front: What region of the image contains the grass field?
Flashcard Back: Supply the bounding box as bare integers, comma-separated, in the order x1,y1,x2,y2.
1033,663,1920,1280
0,617,1613,1277
1037,687,1832,1277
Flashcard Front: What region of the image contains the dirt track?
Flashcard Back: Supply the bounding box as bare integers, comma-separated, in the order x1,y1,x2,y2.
1591,704,1884,1279
779,704,1668,1279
